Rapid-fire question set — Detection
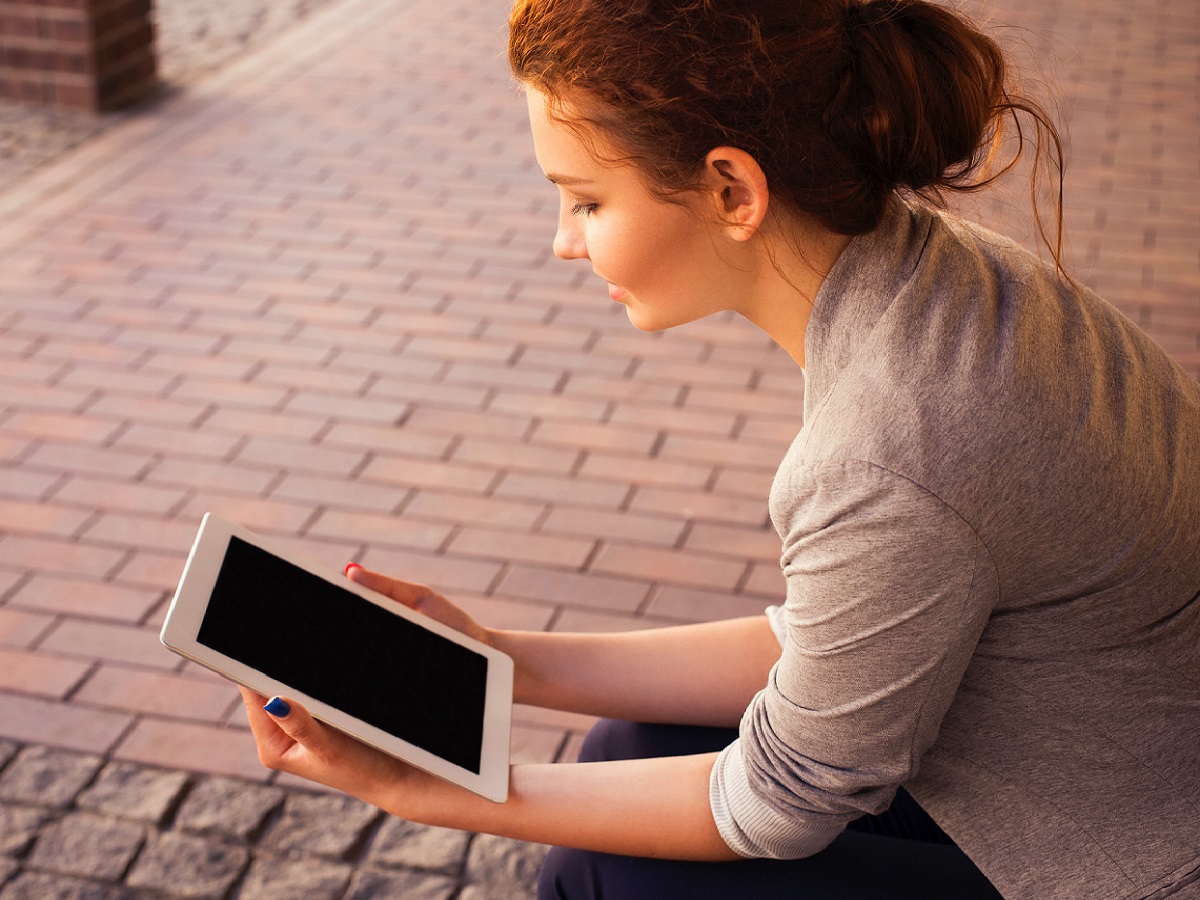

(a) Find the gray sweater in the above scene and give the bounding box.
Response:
[709,198,1200,899]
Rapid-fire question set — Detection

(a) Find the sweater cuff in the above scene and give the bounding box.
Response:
[709,738,845,860]
[764,605,787,647]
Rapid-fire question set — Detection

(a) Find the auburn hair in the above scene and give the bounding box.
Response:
[509,0,1064,265]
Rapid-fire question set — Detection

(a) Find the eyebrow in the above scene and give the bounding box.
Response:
[545,173,594,186]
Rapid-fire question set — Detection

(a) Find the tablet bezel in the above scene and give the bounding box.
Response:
[160,512,513,803]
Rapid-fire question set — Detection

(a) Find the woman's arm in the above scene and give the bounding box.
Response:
[235,566,781,859]
[241,688,741,861]
[494,618,782,727]
[347,566,782,728]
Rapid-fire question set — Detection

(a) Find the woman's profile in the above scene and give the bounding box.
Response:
[238,1,1200,897]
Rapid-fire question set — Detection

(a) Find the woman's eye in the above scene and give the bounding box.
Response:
[571,202,599,217]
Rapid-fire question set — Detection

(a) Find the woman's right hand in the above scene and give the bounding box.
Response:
[344,564,493,648]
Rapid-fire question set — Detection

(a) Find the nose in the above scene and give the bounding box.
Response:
[552,204,588,261]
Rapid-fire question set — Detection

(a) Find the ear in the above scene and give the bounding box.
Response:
[703,147,769,241]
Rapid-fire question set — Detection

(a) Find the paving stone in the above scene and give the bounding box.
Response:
[345,868,457,900]
[25,812,145,882]
[0,105,104,197]
[0,0,342,195]
[260,791,380,859]
[369,817,471,874]
[464,834,550,894]
[124,831,249,898]
[459,882,537,900]
[0,804,48,856]
[155,0,343,86]
[0,870,109,900]
[75,762,190,825]
[175,774,285,839]
[0,746,103,808]
[238,855,353,900]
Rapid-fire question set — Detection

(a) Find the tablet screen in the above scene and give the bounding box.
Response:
[197,537,488,773]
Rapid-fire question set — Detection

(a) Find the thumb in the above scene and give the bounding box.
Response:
[261,696,328,758]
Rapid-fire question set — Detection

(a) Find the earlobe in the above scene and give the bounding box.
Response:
[705,148,769,241]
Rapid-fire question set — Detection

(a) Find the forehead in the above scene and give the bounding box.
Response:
[525,89,623,178]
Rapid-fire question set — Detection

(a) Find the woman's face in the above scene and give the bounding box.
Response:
[526,89,744,332]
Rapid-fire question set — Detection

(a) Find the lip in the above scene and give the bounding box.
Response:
[607,283,628,302]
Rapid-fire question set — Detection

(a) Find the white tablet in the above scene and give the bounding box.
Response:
[160,513,513,802]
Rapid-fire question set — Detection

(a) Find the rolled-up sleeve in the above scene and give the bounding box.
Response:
[710,461,997,859]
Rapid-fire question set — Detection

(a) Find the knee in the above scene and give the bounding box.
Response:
[576,719,737,763]
[575,718,642,763]
[538,846,598,900]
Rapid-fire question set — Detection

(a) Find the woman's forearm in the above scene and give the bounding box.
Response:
[242,687,741,862]
[377,752,740,861]
[491,615,782,727]
[342,566,781,728]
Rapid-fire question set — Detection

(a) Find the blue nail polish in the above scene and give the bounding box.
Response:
[263,696,290,717]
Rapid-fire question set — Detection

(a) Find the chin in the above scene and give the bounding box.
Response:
[625,303,714,334]
[624,307,673,333]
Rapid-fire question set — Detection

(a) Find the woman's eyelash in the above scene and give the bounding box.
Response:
[571,202,599,217]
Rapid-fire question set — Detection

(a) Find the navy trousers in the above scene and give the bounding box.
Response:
[538,720,1002,900]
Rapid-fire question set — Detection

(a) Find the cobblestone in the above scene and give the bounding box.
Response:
[75,761,190,824]
[0,806,45,857]
[464,834,551,891]
[0,741,542,899]
[173,775,285,840]
[347,867,457,900]
[0,747,103,809]
[0,870,109,900]
[261,792,381,859]
[369,817,472,874]
[124,831,249,897]
[25,811,146,881]
[239,855,354,900]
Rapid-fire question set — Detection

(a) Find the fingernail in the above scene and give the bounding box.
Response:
[263,696,291,717]
[343,562,362,576]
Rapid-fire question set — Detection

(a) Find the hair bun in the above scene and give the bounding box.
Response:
[829,0,1006,194]
[840,0,898,32]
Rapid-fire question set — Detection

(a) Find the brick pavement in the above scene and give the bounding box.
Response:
[0,0,343,194]
[0,0,1196,895]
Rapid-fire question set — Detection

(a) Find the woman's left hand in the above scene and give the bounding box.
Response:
[239,686,739,861]
[238,686,417,806]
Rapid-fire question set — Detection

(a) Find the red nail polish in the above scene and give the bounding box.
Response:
[344,562,362,576]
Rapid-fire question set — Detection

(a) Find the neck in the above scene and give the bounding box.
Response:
[735,220,851,368]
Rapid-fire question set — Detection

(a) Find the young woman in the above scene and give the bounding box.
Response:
[239,0,1200,897]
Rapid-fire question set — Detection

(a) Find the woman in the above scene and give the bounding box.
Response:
[240,0,1200,897]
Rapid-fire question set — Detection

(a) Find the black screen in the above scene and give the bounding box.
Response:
[197,537,487,773]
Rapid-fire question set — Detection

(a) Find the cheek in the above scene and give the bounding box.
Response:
[603,215,697,287]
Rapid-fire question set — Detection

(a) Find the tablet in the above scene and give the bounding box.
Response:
[160,513,513,802]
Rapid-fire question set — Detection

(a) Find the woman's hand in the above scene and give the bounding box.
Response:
[239,686,422,806]
[240,686,734,860]
[344,564,492,647]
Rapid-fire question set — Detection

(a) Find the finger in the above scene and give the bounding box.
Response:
[343,564,489,644]
[240,685,268,707]
[344,563,432,609]
[260,695,329,759]
[239,686,296,764]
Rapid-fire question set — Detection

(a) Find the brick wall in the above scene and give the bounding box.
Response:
[0,0,157,113]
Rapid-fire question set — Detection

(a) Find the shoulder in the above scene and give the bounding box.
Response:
[769,457,983,564]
